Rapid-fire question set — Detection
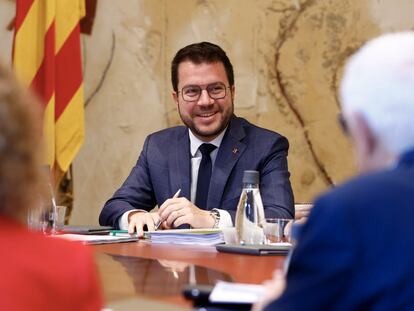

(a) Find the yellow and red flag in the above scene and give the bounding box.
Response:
[13,0,85,173]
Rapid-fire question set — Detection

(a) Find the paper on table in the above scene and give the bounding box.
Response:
[53,233,138,245]
[209,281,265,304]
[144,228,224,246]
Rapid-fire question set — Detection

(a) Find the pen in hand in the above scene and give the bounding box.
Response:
[154,189,181,230]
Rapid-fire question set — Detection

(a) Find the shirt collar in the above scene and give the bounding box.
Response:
[189,127,227,157]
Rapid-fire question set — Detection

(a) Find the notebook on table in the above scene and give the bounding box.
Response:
[216,243,291,256]
[62,225,113,235]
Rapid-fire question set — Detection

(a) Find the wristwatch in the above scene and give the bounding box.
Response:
[209,208,220,228]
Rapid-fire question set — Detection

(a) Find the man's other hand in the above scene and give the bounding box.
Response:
[127,211,159,237]
[294,203,313,224]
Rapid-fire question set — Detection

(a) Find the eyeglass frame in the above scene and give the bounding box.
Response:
[177,82,232,102]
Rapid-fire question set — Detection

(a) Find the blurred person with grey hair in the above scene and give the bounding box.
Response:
[0,63,102,310]
[254,31,414,310]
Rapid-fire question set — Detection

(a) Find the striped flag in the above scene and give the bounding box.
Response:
[13,0,85,173]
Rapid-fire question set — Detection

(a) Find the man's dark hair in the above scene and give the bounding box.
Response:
[171,42,234,92]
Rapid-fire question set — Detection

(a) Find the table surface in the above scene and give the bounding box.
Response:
[93,241,286,308]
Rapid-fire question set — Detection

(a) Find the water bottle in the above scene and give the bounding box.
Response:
[235,170,266,244]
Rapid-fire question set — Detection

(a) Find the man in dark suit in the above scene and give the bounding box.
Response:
[99,42,294,236]
[254,32,414,310]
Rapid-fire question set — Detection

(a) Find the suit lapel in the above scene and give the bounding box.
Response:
[169,128,191,200]
[207,116,246,210]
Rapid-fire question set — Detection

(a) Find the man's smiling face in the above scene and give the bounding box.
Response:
[172,61,234,142]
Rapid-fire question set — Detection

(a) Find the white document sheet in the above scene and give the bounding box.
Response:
[209,281,265,304]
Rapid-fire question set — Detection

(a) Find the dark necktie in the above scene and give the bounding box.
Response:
[195,143,217,210]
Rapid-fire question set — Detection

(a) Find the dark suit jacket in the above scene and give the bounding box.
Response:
[99,115,294,228]
[266,149,414,310]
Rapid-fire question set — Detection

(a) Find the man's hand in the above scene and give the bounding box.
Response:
[252,270,286,311]
[294,203,313,224]
[158,197,215,228]
[128,211,159,237]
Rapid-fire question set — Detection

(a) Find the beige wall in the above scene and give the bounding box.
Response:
[1,0,414,225]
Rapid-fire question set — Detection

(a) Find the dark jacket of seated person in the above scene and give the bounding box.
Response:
[267,150,414,310]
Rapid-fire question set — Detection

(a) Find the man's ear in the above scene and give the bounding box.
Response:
[349,112,380,172]
[172,91,179,107]
[231,85,235,101]
[353,113,377,156]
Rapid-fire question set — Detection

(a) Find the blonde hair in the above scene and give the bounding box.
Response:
[0,63,44,221]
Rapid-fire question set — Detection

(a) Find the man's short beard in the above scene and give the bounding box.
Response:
[178,102,233,140]
[189,118,229,138]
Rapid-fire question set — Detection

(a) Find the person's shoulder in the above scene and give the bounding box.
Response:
[147,125,187,140]
[328,168,401,196]
[233,116,287,140]
[141,126,188,149]
[315,168,408,215]
[0,230,101,311]
[28,231,93,261]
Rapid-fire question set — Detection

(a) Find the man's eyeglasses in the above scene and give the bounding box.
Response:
[178,82,230,102]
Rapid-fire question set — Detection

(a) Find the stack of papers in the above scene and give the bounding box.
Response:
[53,233,138,245]
[144,228,224,246]
[209,281,265,304]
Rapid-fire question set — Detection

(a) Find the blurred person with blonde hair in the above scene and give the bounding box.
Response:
[0,63,102,310]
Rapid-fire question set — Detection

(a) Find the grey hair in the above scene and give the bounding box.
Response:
[340,32,414,155]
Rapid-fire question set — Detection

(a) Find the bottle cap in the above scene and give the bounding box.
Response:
[242,170,259,184]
